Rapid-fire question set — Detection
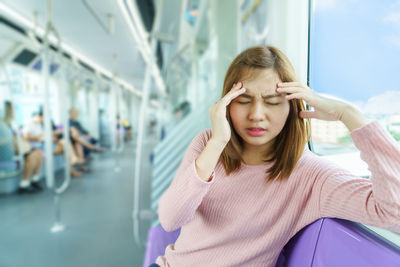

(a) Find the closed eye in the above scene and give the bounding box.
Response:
[237,101,281,105]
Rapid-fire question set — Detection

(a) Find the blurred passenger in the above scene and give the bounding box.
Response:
[148,117,157,136]
[177,101,191,118]
[23,111,44,150]
[116,114,122,146]
[69,107,103,156]
[4,102,43,193]
[123,118,132,141]
[51,121,65,156]
[51,122,84,177]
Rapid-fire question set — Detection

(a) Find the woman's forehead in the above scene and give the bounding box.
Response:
[241,70,281,95]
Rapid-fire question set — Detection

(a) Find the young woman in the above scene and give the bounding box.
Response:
[155,46,400,266]
[3,101,44,193]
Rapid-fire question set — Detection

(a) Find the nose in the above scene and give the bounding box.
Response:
[247,101,265,122]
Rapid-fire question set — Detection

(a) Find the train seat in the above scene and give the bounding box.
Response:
[143,227,181,266]
[143,218,400,266]
[0,121,22,194]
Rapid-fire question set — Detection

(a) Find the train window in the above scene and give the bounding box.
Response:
[310,0,400,243]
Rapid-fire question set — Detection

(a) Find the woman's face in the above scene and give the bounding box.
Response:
[229,68,290,154]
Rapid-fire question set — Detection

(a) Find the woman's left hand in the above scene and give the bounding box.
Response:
[276,82,348,121]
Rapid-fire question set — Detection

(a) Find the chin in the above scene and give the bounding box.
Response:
[241,135,273,146]
[247,139,271,146]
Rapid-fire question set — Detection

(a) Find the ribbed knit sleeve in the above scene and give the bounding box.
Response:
[316,121,400,232]
[158,130,216,232]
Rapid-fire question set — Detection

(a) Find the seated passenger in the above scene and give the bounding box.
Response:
[23,111,44,151]
[69,107,103,157]
[156,46,400,266]
[116,114,122,146]
[51,121,84,177]
[123,118,132,142]
[3,102,43,193]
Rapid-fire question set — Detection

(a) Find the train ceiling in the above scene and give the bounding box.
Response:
[0,0,184,94]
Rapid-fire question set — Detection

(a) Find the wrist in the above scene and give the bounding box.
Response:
[340,105,369,132]
[208,138,228,152]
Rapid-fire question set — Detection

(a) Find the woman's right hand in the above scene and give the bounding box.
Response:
[209,82,246,146]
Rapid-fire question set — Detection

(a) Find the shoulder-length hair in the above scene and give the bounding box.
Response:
[220,45,310,181]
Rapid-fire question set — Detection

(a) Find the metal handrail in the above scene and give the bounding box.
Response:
[82,0,114,35]
[132,0,165,247]
[42,0,71,232]
[42,12,71,195]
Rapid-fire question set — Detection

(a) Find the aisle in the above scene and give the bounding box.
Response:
[0,142,155,267]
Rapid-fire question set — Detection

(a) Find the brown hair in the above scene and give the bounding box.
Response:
[220,45,310,181]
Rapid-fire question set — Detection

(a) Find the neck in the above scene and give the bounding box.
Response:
[242,138,275,161]
[241,148,273,165]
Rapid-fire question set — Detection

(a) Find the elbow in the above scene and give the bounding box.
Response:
[159,217,177,232]
[158,203,180,232]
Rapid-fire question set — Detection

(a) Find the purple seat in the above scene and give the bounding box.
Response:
[311,219,400,266]
[0,161,19,169]
[143,227,180,266]
[143,218,400,266]
[276,219,324,266]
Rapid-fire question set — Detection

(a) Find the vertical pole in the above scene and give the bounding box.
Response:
[133,61,151,246]
[109,84,117,152]
[42,35,55,190]
[119,88,125,151]
[133,0,165,247]
[211,0,239,92]
[60,64,71,185]
[114,85,121,173]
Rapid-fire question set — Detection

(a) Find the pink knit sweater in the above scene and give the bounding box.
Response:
[156,121,400,267]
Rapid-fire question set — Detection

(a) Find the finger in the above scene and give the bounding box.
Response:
[228,81,243,92]
[222,87,246,104]
[277,86,309,95]
[277,82,303,87]
[285,92,309,101]
[219,81,245,104]
[233,81,243,89]
[299,110,317,119]
[221,82,243,100]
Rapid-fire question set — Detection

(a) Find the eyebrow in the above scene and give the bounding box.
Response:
[239,93,283,99]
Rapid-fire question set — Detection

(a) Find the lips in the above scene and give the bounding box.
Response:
[247,127,265,131]
[246,127,266,136]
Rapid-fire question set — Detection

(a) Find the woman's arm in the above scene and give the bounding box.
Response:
[339,104,369,132]
[315,122,400,232]
[277,82,400,231]
[195,138,225,182]
[158,130,217,232]
[158,82,246,232]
